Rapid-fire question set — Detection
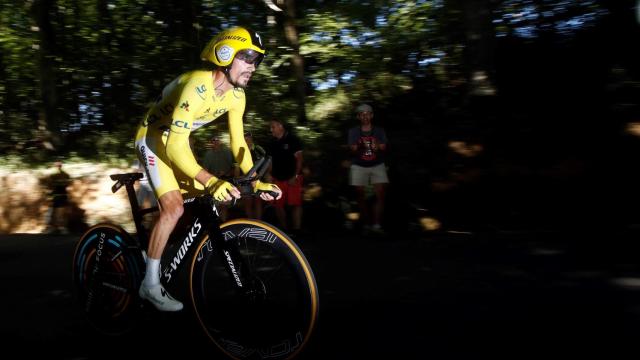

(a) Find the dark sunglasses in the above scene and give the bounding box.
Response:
[235,49,264,67]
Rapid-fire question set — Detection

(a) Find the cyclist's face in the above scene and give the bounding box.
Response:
[228,54,258,88]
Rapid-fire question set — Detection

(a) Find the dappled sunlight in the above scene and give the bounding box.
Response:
[419,216,441,231]
[448,140,484,158]
[346,212,360,222]
[303,182,323,201]
[65,163,138,233]
[0,168,48,233]
[1,163,137,234]
[610,277,640,290]
[625,122,640,137]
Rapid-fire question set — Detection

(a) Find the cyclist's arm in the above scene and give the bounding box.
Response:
[228,93,254,175]
[165,80,205,180]
[195,169,215,189]
[226,91,277,199]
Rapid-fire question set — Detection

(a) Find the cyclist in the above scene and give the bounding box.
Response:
[134,27,282,311]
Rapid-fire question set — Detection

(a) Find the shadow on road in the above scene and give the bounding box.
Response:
[2,225,640,359]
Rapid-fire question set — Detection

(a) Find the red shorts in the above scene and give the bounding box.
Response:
[273,176,303,208]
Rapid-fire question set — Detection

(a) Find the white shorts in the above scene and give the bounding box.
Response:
[135,132,202,198]
[349,163,389,186]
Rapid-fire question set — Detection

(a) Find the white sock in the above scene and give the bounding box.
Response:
[143,258,161,287]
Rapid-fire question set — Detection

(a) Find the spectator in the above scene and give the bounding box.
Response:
[245,131,266,161]
[202,135,235,179]
[242,131,266,219]
[268,119,304,236]
[348,103,389,234]
[43,161,72,234]
[202,135,236,221]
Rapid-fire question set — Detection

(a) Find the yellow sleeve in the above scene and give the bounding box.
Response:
[228,89,254,174]
[165,75,205,179]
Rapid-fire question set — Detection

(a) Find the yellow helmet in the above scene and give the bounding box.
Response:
[200,27,266,67]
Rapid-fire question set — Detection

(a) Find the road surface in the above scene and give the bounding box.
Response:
[1,226,639,359]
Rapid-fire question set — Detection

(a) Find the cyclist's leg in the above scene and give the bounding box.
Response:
[138,190,184,311]
[146,191,182,259]
[135,137,184,311]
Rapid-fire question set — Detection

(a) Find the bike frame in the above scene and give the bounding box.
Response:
[79,161,319,358]
[110,173,248,290]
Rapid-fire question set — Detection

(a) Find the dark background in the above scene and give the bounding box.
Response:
[3,0,638,235]
[1,2,640,357]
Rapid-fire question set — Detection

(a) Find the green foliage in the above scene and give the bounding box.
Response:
[0,1,38,147]
[0,0,613,170]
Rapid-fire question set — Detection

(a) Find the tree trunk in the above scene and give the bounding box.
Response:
[283,0,307,124]
[31,0,61,149]
[460,0,496,97]
[0,50,9,149]
[96,0,114,130]
[175,0,198,67]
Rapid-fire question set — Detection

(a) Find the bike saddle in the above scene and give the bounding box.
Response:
[110,173,144,193]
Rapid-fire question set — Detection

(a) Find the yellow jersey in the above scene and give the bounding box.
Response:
[135,70,253,180]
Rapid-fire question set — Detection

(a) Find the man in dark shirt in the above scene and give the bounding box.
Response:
[268,119,304,235]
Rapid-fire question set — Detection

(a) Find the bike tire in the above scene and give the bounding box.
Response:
[72,223,146,335]
[190,219,319,360]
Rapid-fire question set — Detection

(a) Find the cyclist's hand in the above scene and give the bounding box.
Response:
[253,180,282,201]
[205,177,240,202]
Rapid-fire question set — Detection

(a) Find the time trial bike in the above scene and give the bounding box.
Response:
[71,156,319,360]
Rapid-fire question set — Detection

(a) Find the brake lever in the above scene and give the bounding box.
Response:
[228,156,275,199]
[256,189,280,198]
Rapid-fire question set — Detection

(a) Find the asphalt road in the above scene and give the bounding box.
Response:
[2,226,640,359]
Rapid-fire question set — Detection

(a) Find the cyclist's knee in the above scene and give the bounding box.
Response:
[157,190,185,223]
[169,204,184,221]
[160,203,184,224]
